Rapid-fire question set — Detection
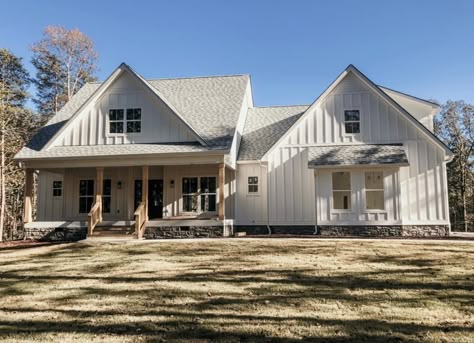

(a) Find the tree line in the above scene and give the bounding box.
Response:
[0,25,472,240]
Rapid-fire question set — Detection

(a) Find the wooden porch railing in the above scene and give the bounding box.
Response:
[87,195,102,236]
[134,202,147,239]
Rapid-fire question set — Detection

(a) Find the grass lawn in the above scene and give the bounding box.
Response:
[0,238,472,342]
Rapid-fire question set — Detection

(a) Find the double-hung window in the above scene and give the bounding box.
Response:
[102,179,112,213]
[200,177,216,212]
[109,108,141,134]
[53,181,62,197]
[182,177,198,212]
[365,171,385,210]
[109,109,124,133]
[344,110,360,134]
[332,172,351,210]
[79,180,94,213]
[248,176,259,194]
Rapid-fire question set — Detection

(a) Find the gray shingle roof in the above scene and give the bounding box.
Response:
[238,105,309,160]
[16,143,224,160]
[307,144,409,168]
[17,74,249,160]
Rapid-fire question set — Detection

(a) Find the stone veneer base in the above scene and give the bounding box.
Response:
[144,225,233,239]
[24,227,87,241]
[236,225,449,237]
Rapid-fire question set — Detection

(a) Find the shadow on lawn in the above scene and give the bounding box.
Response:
[0,241,472,341]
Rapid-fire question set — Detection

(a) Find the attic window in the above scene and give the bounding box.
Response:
[109,109,124,133]
[126,108,141,133]
[344,110,360,134]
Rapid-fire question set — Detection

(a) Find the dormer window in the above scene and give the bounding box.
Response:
[344,110,360,134]
[108,108,141,134]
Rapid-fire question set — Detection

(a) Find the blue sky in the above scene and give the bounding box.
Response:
[1,0,473,108]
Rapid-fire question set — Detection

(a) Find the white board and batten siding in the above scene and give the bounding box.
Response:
[258,71,449,226]
[235,163,268,225]
[52,72,197,147]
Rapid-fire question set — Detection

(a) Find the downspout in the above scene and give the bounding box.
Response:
[314,170,318,235]
[260,161,271,235]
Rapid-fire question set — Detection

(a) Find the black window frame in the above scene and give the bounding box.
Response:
[248,176,259,194]
[52,181,62,197]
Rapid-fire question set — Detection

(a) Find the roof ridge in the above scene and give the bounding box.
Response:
[253,104,310,109]
[87,74,250,84]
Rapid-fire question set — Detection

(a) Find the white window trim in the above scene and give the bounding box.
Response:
[331,171,353,212]
[364,171,386,212]
[247,176,260,196]
[106,107,142,137]
[343,109,361,136]
[181,175,218,215]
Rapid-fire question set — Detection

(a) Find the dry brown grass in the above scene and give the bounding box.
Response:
[0,238,472,342]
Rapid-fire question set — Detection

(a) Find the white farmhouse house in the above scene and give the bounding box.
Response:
[14,64,453,240]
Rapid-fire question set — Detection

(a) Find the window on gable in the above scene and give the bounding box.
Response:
[332,172,351,210]
[365,171,385,210]
[126,108,141,133]
[248,176,259,193]
[344,110,360,134]
[53,181,62,197]
[109,109,124,133]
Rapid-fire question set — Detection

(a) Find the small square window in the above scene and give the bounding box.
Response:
[248,176,259,193]
[53,181,62,197]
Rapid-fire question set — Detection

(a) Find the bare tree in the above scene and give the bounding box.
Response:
[435,100,474,232]
[31,26,98,120]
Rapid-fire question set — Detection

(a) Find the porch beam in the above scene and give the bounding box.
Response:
[95,167,104,221]
[218,163,225,220]
[142,166,149,221]
[23,168,34,223]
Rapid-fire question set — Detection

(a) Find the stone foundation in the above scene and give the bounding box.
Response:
[319,225,449,237]
[235,226,316,235]
[144,225,231,239]
[24,227,87,241]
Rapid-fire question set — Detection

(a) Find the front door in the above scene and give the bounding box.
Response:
[134,179,163,219]
[148,179,163,219]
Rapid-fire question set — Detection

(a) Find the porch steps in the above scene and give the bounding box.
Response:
[88,226,137,240]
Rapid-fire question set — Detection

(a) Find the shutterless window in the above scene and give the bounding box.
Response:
[102,179,111,213]
[200,177,217,212]
[53,181,62,197]
[109,109,124,133]
[126,108,141,133]
[344,110,360,134]
[248,176,258,193]
[365,171,385,210]
[182,177,198,212]
[332,172,351,210]
[79,180,94,213]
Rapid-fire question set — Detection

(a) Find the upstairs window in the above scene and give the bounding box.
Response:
[365,171,385,210]
[248,176,259,194]
[126,108,141,133]
[332,172,351,210]
[344,110,360,134]
[109,109,124,133]
[109,108,141,134]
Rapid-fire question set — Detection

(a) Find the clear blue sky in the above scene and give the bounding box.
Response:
[1,0,473,107]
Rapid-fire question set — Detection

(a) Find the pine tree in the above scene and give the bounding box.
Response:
[0,48,37,241]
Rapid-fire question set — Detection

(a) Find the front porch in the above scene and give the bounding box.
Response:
[23,162,235,240]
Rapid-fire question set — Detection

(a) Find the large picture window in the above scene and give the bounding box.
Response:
[79,180,94,213]
[332,172,351,210]
[344,110,360,134]
[365,171,385,210]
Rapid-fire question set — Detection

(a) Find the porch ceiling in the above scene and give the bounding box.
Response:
[307,144,409,169]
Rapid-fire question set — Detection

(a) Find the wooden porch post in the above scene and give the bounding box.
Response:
[218,163,225,220]
[23,168,34,223]
[142,166,149,221]
[96,167,104,221]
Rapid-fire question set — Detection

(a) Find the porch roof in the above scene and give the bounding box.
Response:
[307,144,409,169]
[16,143,227,160]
